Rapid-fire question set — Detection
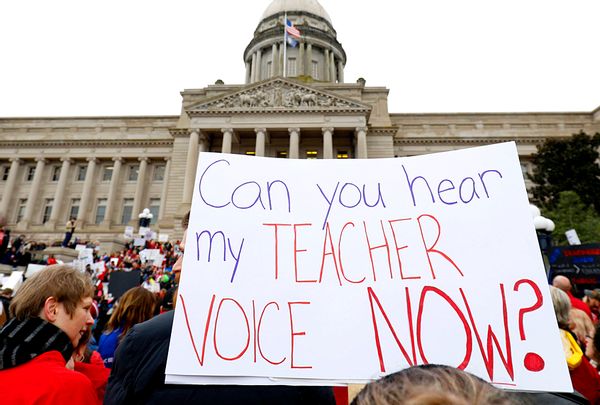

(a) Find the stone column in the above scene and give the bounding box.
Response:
[255,128,267,157]
[324,49,330,81]
[271,44,278,77]
[330,52,336,82]
[182,130,200,205]
[245,61,251,84]
[337,60,344,83]
[256,49,262,81]
[0,158,21,220]
[77,157,97,227]
[356,127,368,159]
[251,53,257,83]
[101,157,123,227]
[47,158,72,228]
[306,43,313,78]
[288,128,300,159]
[222,128,234,154]
[322,127,334,159]
[19,157,46,228]
[131,157,149,223]
[298,43,305,76]
[158,157,171,221]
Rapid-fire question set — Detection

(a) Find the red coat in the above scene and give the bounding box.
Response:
[0,351,97,404]
[75,351,110,404]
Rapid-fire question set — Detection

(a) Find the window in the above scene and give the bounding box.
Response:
[148,198,160,225]
[76,165,87,181]
[26,166,36,181]
[51,166,61,181]
[16,199,27,222]
[312,61,318,79]
[103,165,113,182]
[2,166,10,181]
[128,164,139,181]
[69,198,80,220]
[121,198,134,225]
[336,151,349,159]
[277,151,288,158]
[95,198,107,224]
[42,199,53,223]
[306,150,318,159]
[287,58,297,76]
[153,164,165,181]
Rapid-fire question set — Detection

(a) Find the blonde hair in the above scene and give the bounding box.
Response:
[549,285,571,328]
[352,365,519,405]
[105,287,156,339]
[10,264,94,320]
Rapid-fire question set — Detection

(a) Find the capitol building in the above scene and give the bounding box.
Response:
[1,0,599,244]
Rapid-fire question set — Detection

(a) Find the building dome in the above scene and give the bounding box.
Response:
[244,0,346,84]
[261,0,332,24]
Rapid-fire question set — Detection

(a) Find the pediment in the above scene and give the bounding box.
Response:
[186,78,371,115]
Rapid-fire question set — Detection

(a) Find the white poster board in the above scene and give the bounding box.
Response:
[158,233,169,243]
[25,263,47,278]
[165,143,571,392]
[124,226,134,239]
[1,271,24,292]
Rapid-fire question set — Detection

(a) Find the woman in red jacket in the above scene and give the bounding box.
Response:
[0,265,97,404]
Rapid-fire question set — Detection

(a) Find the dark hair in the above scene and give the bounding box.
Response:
[182,211,190,229]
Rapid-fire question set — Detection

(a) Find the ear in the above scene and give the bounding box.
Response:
[42,296,59,322]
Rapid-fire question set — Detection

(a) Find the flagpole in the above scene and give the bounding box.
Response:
[283,12,287,78]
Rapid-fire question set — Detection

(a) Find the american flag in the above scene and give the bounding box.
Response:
[285,18,301,39]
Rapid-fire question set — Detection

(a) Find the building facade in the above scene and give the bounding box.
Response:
[1,0,599,244]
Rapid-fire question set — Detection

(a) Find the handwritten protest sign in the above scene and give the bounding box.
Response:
[166,142,570,391]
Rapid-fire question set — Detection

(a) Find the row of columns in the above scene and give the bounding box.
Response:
[247,41,343,83]
[0,156,171,229]
[182,127,368,205]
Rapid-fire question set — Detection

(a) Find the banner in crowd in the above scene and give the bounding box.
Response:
[548,243,600,291]
[166,142,570,391]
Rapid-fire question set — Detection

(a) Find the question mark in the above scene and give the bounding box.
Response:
[514,279,544,372]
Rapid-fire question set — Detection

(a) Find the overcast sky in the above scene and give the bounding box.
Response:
[1,0,598,117]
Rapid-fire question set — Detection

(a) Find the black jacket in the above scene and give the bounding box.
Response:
[104,310,336,405]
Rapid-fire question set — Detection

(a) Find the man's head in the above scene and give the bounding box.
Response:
[10,264,95,347]
[552,275,572,293]
[585,289,600,314]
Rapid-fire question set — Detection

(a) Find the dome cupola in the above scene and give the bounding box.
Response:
[244,0,346,84]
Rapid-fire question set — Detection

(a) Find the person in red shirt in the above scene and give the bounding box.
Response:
[0,264,97,404]
[46,254,57,265]
[553,275,593,321]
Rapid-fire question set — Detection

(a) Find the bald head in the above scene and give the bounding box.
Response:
[552,275,572,292]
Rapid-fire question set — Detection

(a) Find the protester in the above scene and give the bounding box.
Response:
[351,364,519,405]
[98,286,156,368]
[104,212,337,405]
[550,285,600,403]
[0,264,96,403]
[69,328,110,404]
[584,289,600,324]
[46,253,57,265]
[63,216,76,247]
[553,275,593,321]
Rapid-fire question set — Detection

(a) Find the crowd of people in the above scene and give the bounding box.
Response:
[2,213,600,404]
